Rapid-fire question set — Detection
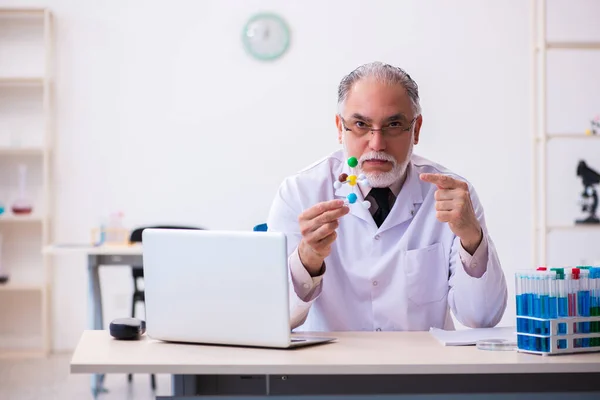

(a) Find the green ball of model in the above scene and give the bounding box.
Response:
[347,157,358,168]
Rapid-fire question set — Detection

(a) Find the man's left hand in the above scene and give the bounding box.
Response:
[419,173,483,254]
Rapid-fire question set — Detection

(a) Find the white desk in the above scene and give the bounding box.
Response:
[44,244,143,394]
[45,243,143,329]
[71,330,600,399]
[45,243,143,327]
[44,244,143,256]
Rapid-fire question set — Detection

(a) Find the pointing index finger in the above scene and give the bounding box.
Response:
[419,173,465,189]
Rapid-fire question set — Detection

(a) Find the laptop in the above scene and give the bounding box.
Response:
[141,228,335,349]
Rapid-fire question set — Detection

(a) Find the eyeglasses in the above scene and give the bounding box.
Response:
[340,115,417,139]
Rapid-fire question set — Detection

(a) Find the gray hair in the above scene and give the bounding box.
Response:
[337,61,421,115]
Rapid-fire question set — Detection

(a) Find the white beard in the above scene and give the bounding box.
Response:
[358,141,413,188]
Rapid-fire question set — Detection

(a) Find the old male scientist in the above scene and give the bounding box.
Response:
[266,61,507,332]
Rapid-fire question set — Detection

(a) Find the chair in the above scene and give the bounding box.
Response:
[253,223,268,232]
[127,224,204,390]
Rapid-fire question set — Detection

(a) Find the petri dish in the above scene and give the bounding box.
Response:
[476,338,517,351]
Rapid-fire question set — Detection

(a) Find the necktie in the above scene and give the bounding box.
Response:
[370,187,392,227]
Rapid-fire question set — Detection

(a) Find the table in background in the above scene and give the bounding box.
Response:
[70,330,600,399]
[44,244,143,395]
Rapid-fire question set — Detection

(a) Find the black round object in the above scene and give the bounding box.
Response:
[0,275,9,284]
[109,317,146,340]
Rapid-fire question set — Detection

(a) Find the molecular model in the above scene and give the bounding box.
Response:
[333,156,372,209]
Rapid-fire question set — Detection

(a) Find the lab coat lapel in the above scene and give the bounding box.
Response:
[377,162,424,234]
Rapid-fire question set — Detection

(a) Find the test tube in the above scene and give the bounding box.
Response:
[533,271,541,334]
[537,271,548,349]
[543,271,553,335]
[566,271,574,318]
[566,270,573,337]
[548,270,558,319]
[590,267,600,346]
[541,271,550,319]
[536,267,547,322]
[591,267,600,347]
[515,271,520,333]
[580,269,590,348]
[531,271,542,351]
[520,272,527,335]
[572,268,580,336]
[552,268,567,338]
[527,272,535,336]
[515,271,523,349]
[522,272,532,349]
[596,267,600,347]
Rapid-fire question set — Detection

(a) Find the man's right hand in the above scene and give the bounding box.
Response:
[298,199,349,276]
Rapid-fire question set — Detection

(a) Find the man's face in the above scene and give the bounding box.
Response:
[336,77,422,187]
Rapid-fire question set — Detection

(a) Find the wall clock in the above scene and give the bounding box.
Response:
[242,13,290,61]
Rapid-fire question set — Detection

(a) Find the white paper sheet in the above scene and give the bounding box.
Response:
[429,326,516,346]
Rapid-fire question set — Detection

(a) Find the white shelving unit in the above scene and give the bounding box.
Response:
[532,0,600,267]
[0,8,54,358]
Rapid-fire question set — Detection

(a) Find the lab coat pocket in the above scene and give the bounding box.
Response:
[404,242,448,305]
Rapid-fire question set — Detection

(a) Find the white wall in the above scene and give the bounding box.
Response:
[1,0,599,351]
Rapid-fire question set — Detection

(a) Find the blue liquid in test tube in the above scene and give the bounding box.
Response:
[543,270,559,352]
[520,271,532,350]
[539,271,552,351]
[529,272,536,334]
[592,268,600,347]
[548,271,558,319]
[533,273,541,334]
[527,272,536,350]
[540,271,551,336]
[552,268,567,350]
[515,272,523,328]
[515,271,523,349]
[532,271,543,351]
[579,269,590,347]
[591,268,600,347]
[570,269,580,347]
[555,268,568,320]
[520,272,532,350]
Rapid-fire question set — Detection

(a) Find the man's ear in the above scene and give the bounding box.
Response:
[413,115,423,145]
[335,114,343,144]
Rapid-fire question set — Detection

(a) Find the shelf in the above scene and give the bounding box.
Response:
[545,134,600,140]
[545,224,600,232]
[0,8,46,16]
[0,282,44,292]
[0,333,46,359]
[0,215,44,223]
[546,42,600,50]
[0,349,46,359]
[0,77,45,86]
[0,5,52,358]
[0,147,45,155]
[535,134,600,142]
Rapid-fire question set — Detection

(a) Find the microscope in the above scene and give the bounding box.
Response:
[585,116,599,136]
[576,160,600,224]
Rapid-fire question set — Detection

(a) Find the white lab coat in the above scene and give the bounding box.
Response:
[266,149,507,332]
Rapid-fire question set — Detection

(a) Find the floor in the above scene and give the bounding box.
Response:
[0,352,172,400]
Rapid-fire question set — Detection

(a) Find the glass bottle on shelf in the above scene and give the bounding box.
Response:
[11,164,33,215]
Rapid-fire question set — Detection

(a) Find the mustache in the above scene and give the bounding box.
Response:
[358,152,397,167]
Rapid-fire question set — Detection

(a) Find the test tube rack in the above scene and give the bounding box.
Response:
[90,227,130,246]
[515,266,600,356]
[516,315,600,355]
